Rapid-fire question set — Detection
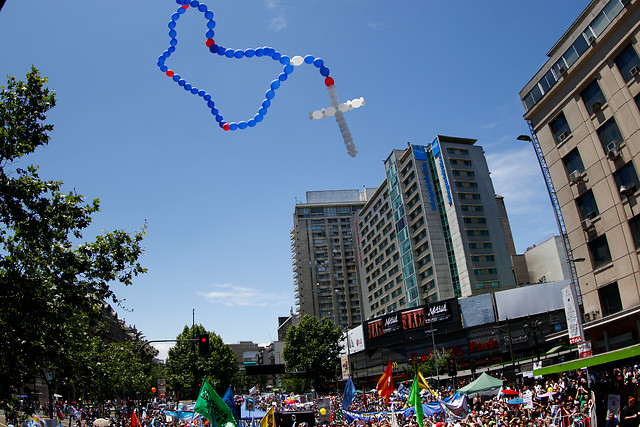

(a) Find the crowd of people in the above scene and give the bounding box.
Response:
[6,363,640,427]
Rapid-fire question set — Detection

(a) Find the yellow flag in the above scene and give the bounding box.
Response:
[417,371,438,399]
[260,406,275,427]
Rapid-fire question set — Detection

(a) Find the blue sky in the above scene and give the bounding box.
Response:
[0,1,589,359]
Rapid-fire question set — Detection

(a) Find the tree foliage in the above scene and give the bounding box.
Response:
[165,324,237,399]
[282,315,342,394]
[0,68,147,410]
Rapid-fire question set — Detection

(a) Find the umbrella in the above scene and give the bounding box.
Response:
[53,394,63,398]
[538,391,558,399]
[93,419,111,427]
[502,390,519,396]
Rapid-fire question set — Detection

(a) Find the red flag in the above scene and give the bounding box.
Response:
[56,410,65,420]
[132,411,141,427]
[376,361,393,405]
[362,385,367,406]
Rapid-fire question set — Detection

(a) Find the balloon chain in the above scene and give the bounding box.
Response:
[157,0,335,131]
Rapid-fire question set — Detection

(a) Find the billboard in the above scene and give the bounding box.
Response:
[459,293,496,327]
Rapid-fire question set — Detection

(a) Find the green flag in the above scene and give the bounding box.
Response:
[407,374,424,426]
[194,378,237,427]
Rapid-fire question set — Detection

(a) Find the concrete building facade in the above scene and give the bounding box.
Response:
[358,138,516,319]
[520,0,640,352]
[291,189,374,328]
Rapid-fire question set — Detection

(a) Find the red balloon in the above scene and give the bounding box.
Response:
[206,39,215,48]
[182,5,189,9]
[151,387,157,393]
[223,123,230,131]
[166,70,174,77]
[204,421,210,426]
[324,77,335,87]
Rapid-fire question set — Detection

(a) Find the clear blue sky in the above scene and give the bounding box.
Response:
[0,0,589,359]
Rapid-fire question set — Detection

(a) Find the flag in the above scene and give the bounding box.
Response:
[407,375,424,426]
[68,407,80,419]
[249,386,257,395]
[416,372,438,399]
[132,411,142,427]
[391,408,399,427]
[260,406,275,427]
[376,361,393,405]
[222,387,235,412]
[56,410,65,420]
[194,378,237,427]
[342,377,357,410]
[362,385,367,406]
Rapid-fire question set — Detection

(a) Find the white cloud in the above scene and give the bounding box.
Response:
[198,283,290,307]
[265,0,287,32]
[153,342,174,362]
[269,16,287,32]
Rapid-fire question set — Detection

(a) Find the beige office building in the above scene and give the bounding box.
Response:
[520,0,640,352]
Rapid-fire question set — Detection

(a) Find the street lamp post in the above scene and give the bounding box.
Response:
[427,327,440,390]
[492,318,515,368]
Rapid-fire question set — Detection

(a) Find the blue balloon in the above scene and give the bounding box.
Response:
[248,119,256,127]
[225,49,234,58]
[168,46,176,53]
[217,46,226,55]
[172,74,181,82]
[259,107,268,115]
[255,48,264,57]
[245,49,255,57]
[190,1,199,7]
[278,72,288,82]
[313,58,324,68]
[170,38,178,47]
[209,44,217,53]
[215,115,224,123]
[284,64,294,74]
[238,121,248,129]
[272,52,281,61]
[184,83,192,90]
[211,107,218,115]
[207,20,216,29]
[229,122,238,131]
[168,21,176,29]
[163,50,171,58]
[207,100,215,108]
[169,29,177,38]
[254,114,264,122]
[204,94,211,101]
[198,90,206,97]
[320,65,330,76]
[264,47,274,57]
[204,10,213,19]
[178,7,186,14]
[270,80,281,90]
[304,55,315,64]
[262,99,271,108]
[160,65,168,72]
[206,29,214,39]
[171,13,180,21]
[198,4,207,12]
[234,50,244,59]
[191,88,199,94]
[265,90,275,100]
[178,79,186,86]
[279,55,290,65]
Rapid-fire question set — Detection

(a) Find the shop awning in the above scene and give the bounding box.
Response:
[533,343,640,376]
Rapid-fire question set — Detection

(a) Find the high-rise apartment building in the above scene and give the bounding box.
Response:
[358,137,516,319]
[291,189,374,328]
[520,0,640,352]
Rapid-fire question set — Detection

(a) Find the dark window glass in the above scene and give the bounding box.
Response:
[598,282,623,316]
[576,190,599,220]
[581,80,606,115]
[635,93,640,112]
[614,44,640,82]
[629,214,640,250]
[588,234,612,269]
[563,149,585,175]
[597,118,623,153]
[550,113,571,143]
[573,33,590,56]
[613,161,640,196]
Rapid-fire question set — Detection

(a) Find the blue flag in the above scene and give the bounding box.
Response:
[342,377,357,410]
[223,387,234,412]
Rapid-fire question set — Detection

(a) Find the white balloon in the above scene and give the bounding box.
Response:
[312,110,323,120]
[291,56,304,66]
[326,107,336,116]
[339,103,348,112]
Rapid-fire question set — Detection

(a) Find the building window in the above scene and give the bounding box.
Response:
[588,234,612,269]
[613,161,640,197]
[580,79,606,115]
[563,148,585,176]
[550,112,571,143]
[597,118,623,154]
[629,214,640,250]
[576,190,599,220]
[598,282,623,316]
[614,44,640,83]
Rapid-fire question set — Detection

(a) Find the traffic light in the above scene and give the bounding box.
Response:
[198,334,210,356]
[447,358,457,377]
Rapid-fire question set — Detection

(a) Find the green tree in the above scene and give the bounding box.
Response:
[404,348,452,380]
[282,315,341,394]
[0,68,147,416]
[165,324,237,398]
